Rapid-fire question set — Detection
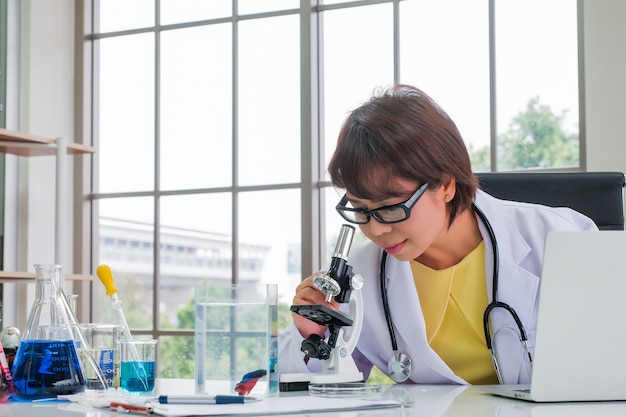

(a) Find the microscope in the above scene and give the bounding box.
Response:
[280,224,365,390]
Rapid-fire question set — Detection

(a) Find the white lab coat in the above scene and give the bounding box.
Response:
[278,190,598,384]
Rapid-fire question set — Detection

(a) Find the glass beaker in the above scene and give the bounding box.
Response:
[195,281,278,397]
[76,323,123,389]
[11,264,86,401]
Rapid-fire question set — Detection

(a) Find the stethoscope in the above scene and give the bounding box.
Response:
[381,203,530,383]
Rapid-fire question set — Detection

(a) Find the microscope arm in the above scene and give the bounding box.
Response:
[318,289,363,379]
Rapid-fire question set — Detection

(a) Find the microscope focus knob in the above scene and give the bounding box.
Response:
[313,273,341,302]
[301,334,332,360]
[350,274,364,291]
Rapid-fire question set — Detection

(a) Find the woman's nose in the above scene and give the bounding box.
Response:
[366,217,392,236]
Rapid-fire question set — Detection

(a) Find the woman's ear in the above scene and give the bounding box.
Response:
[441,175,456,201]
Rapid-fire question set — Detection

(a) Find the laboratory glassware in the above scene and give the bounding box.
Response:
[11,264,86,400]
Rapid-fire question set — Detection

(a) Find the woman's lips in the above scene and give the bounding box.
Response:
[384,241,406,255]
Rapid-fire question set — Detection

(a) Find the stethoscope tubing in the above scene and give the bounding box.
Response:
[380,250,397,351]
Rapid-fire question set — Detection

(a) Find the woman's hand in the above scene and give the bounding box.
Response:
[291,272,340,339]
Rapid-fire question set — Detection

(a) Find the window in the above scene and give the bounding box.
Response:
[494,0,579,170]
[84,0,580,378]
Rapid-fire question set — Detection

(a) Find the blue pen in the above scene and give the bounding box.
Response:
[158,395,262,404]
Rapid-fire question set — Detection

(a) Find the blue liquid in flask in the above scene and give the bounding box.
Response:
[11,339,86,401]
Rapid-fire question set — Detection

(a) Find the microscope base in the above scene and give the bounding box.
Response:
[279,372,313,392]
[310,372,364,384]
[279,371,364,392]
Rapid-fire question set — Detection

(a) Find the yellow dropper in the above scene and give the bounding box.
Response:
[97,264,118,297]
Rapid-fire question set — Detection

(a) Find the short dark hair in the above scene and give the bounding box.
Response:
[328,84,478,226]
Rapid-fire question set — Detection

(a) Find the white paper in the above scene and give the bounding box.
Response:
[148,396,401,417]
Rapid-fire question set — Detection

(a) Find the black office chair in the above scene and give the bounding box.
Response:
[475,171,626,231]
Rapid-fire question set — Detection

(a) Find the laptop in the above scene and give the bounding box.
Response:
[482,230,626,402]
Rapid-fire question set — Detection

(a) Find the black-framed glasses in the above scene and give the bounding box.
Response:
[335,183,430,224]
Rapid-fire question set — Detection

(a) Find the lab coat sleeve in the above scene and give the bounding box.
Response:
[352,347,374,380]
[278,320,324,374]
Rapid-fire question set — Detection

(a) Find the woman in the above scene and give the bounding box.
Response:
[278,84,596,385]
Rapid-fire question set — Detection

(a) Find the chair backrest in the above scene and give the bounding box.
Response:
[475,171,626,231]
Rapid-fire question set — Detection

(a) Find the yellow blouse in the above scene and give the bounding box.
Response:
[411,242,498,384]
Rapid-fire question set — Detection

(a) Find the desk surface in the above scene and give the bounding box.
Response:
[3,380,626,417]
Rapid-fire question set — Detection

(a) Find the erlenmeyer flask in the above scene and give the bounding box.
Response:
[11,264,86,401]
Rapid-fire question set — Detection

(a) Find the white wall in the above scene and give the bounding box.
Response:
[19,0,76,267]
[2,0,76,329]
[583,0,626,173]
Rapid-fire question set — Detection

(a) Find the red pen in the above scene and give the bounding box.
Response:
[109,401,153,414]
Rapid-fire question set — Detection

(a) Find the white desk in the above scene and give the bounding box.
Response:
[3,381,626,416]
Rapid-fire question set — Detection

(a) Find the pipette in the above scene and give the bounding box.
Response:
[96,264,149,390]
[96,265,134,341]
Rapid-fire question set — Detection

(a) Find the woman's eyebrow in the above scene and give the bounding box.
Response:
[346,193,400,204]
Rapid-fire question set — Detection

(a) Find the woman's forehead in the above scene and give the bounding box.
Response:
[347,177,417,200]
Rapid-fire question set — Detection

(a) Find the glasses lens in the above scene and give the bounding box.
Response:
[337,208,368,224]
[373,206,408,223]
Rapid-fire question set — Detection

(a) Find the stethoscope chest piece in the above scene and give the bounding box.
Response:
[387,352,412,383]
